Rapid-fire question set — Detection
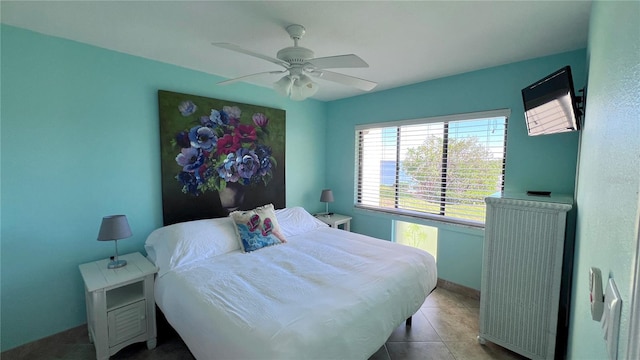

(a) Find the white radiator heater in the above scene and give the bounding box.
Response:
[479,193,572,360]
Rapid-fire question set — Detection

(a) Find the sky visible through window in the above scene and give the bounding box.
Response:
[377,117,505,185]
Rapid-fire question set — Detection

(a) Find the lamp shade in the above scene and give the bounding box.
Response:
[273,75,294,97]
[290,74,319,101]
[320,189,334,203]
[97,215,132,241]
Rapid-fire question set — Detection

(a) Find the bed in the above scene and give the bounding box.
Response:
[145,206,437,360]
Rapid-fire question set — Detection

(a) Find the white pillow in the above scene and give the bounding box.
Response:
[274,207,328,237]
[145,217,240,276]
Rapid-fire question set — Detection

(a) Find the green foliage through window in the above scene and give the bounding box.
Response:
[356,110,509,226]
[395,221,438,261]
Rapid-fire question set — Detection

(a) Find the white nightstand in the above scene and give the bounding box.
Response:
[79,252,158,360]
[317,213,352,231]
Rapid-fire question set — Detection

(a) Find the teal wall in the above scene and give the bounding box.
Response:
[0,25,327,351]
[1,23,594,352]
[568,1,640,359]
[326,49,586,290]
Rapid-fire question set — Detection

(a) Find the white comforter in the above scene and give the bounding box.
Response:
[155,227,437,360]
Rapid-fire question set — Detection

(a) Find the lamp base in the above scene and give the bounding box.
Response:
[107,259,127,269]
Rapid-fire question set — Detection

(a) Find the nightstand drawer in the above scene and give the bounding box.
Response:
[108,300,147,347]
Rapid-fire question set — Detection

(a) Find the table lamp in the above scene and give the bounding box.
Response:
[320,189,334,217]
[97,215,132,269]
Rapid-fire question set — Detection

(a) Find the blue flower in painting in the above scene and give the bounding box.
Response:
[218,152,240,183]
[254,145,273,176]
[223,106,242,126]
[200,166,216,182]
[176,171,199,194]
[193,163,212,184]
[188,126,216,151]
[235,148,260,180]
[209,109,230,126]
[178,100,197,116]
[223,106,241,121]
[175,147,205,172]
[182,166,216,195]
[200,115,215,127]
[175,131,191,149]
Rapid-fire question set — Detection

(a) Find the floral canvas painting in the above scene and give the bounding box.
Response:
[158,90,286,225]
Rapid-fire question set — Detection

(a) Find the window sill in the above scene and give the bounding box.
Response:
[354,205,485,232]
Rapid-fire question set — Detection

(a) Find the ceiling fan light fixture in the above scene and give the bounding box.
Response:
[289,74,319,101]
[274,73,318,101]
[273,75,294,97]
[297,74,318,92]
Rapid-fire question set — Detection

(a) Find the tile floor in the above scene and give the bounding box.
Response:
[1,287,527,360]
[371,287,527,360]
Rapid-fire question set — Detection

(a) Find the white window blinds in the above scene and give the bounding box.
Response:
[356,109,510,227]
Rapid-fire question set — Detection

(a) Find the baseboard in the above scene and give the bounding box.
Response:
[437,278,481,300]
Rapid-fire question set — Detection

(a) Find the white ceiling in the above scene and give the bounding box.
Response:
[1,1,592,101]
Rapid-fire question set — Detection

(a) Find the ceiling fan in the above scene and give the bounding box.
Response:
[212,24,377,101]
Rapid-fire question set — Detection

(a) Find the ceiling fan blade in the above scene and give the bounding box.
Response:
[308,54,369,69]
[313,70,377,91]
[212,43,289,68]
[217,71,286,86]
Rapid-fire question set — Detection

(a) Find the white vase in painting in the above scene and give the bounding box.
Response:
[218,182,245,212]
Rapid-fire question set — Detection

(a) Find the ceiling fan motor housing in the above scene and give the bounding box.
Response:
[277,46,314,65]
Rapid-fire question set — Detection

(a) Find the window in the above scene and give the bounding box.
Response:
[394,221,438,261]
[356,109,509,227]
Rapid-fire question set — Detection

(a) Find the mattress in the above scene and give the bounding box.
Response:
[154,227,436,360]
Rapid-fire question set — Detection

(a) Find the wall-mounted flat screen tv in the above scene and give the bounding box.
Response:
[521,66,581,136]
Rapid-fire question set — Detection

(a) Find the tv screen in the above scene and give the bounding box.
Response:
[521,66,581,136]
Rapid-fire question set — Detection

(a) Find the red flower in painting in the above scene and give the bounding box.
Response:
[216,134,241,156]
[235,124,257,143]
